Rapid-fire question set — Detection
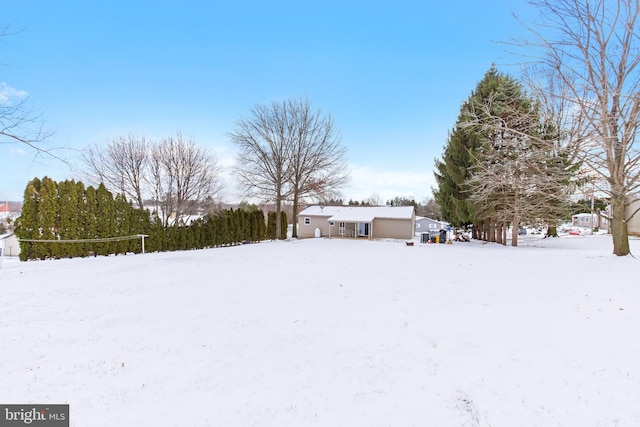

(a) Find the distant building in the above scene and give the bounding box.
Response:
[415,216,448,235]
[626,196,640,237]
[0,232,20,257]
[297,205,415,239]
[571,212,609,231]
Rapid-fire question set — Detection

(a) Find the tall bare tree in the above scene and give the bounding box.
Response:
[1,25,54,157]
[287,99,349,238]
[231,99,349,239]
[83,134,150,209]
[518,0,640,255]
[230,102,293,240]
[521,66,587,237]
[230,103,285,239]
[150,132,223,226]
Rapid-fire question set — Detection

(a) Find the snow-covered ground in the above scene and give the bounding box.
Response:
[1,234,639,426]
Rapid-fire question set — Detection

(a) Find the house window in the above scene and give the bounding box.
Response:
[304,217,311,225]
[416,223,421,229]
[429,224,437,229]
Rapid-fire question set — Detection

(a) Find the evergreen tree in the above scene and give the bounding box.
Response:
[465,69,578,245]
[15,178,41,260]
[56,180,79,257]
[434,67,578,244]
[85,185,99,256]
[74,181,89,256]
[113,194,132,254]
[95,183,116,255]
[38,177,58,258]
[267,211,276,240]
[434,126,480,229]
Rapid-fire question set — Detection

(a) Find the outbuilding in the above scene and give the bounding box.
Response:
[0,232,20,258]
[297,205,415,239]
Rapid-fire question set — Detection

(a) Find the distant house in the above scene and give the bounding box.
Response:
[571,212,609,231]
[0,204,11,220]
[297,205,415,239]
[0,232,20,257]
[415,216,448,235]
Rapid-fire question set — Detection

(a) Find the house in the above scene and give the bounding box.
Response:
[627,196,640,236]
[571,212,609,232]
[415,216,449,235]
[297,205,415,239]
[0,232,20,258]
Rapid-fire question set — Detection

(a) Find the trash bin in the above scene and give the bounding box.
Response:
[439,229,447,244]
[421,232,429,243]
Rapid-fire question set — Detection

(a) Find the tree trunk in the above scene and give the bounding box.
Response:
[503,221,508,245]
[291,193,299,238]
[546,222,558,238]
[488,219,496,242]
[275,195,282,240]
[610,193,630,256]
[512,168,520,247]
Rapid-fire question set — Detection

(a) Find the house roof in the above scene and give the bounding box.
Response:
[299,205,414,222]
[416,216,449,225]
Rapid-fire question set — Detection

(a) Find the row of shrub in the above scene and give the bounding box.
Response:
[15,177,287,261]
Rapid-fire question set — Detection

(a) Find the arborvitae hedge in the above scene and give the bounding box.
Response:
[15,177,273,260]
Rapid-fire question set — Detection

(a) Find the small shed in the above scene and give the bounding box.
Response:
[0,232,20,257]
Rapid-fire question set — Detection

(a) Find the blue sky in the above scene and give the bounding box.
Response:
[1,0,528,203]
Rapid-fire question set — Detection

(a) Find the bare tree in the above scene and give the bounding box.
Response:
[517,0,640,255]
[231,99,350,239]
[417,197,442,219]
[1,26,55,157]
[83,134,150,209]
[151,132,223,226]
[521,66,587,236]
[366,193,383,206]
[287,99,350,238]
[229,101,296,240]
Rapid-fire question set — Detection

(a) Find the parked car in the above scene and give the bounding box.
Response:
[518,228,527,235]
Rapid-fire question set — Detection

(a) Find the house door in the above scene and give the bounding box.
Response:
[358,222,370,236]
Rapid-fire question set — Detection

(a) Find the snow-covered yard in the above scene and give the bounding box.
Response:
[1,234,639,426]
